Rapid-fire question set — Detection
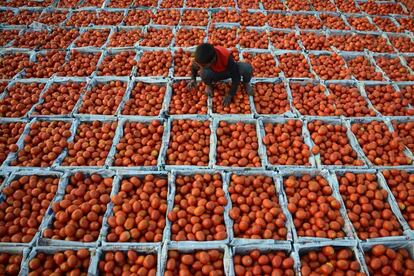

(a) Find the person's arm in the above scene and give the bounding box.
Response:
[223,55,241,106]
[191,62,199,81]
[187,62,199,90]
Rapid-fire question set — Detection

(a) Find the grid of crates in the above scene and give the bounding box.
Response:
[1,0,414,275]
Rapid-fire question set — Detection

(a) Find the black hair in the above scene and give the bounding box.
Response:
[194,43,216,64]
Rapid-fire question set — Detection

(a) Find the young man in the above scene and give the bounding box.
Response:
[187,43,253,106]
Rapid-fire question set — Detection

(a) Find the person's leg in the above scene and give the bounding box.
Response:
[238,62,253,83]
[200,68,230,96]
[201,68,230,83]
[238,62,254,95]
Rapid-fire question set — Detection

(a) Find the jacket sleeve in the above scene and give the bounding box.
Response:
[227,55,241,98]
[191,62,199,80]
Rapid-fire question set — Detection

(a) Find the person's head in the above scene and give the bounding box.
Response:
[194,43,216,68]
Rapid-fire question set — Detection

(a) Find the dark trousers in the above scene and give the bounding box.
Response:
[200,62,253,86]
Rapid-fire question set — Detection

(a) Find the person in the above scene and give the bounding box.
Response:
[186,43,253,106]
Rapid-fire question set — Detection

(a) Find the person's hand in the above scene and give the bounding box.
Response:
[205,85,213,97]
[186,80,197,90]
[223,94,233,106]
